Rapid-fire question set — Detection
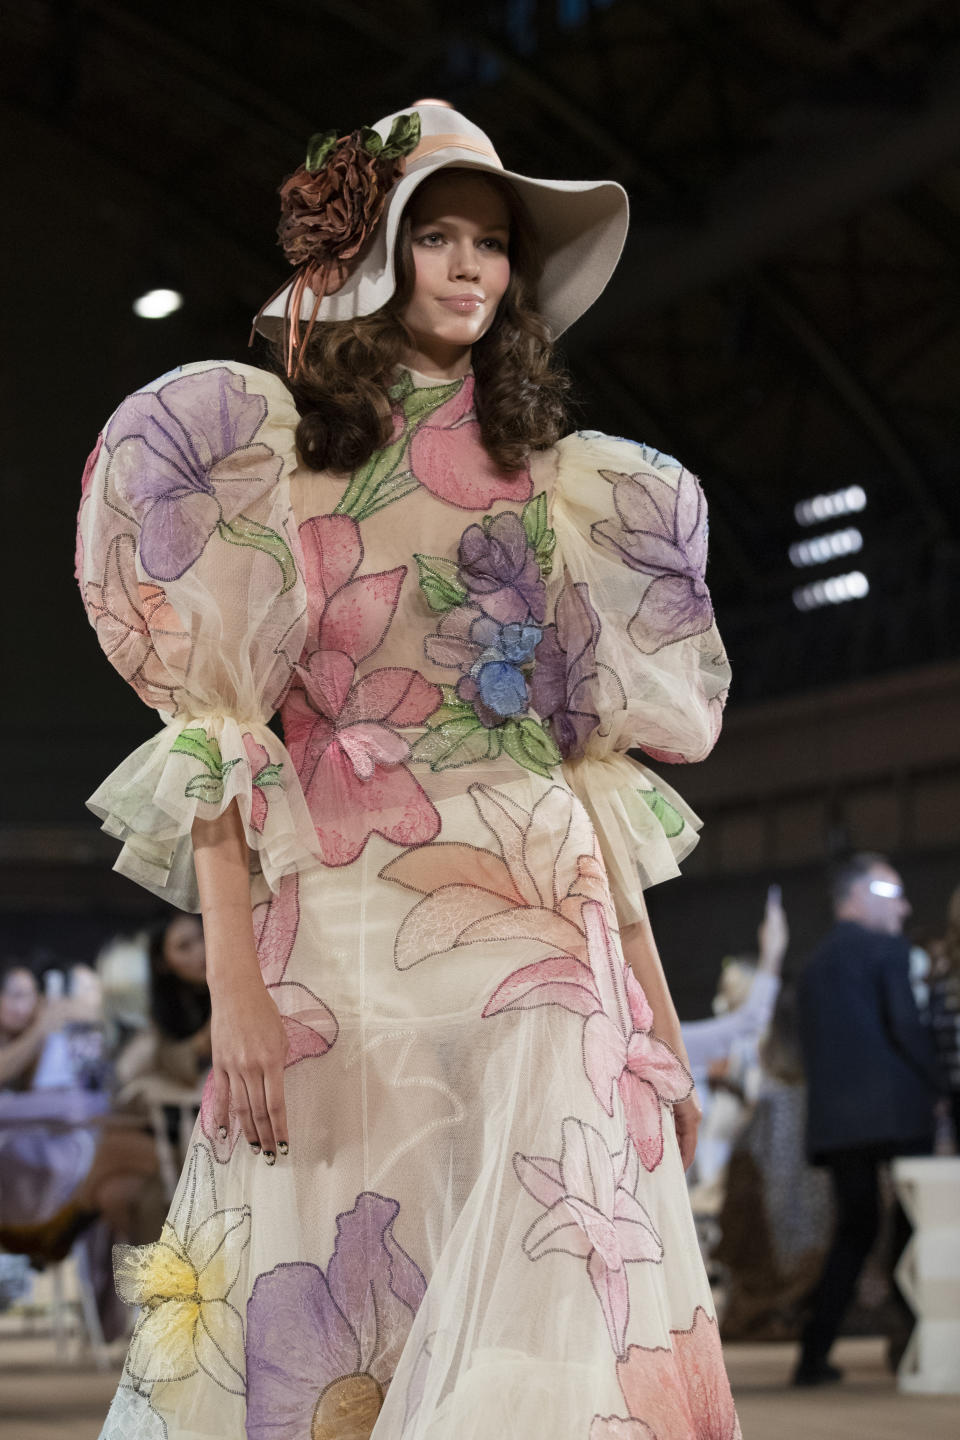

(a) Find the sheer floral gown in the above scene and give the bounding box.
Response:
[77,360,738,1440]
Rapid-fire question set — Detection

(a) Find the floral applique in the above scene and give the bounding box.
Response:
[514,1118,663,1358]
[334,370,532,521]
[170,729,242,804]
[199,875,338,1163]
[99,1384,169,1440]
[489,901,692,1171]
[82,532,190,711]
[530,580,621,759]
[103,366,297,591]
[590,452,713,655]
[245,1192,426,1440]
[590,1306,740,1440]
[380,782,614,970]
[114,1144,249,1394]
[242,733,284,833]
[280,513,442,866]
[414,496,561,777]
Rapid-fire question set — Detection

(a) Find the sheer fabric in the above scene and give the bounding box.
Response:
[79,361,739,1440]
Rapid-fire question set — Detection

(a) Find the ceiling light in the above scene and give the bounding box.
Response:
[133,288,184,319]
[793,570,869,610]
[788,527,863,568]
[794,485,867,527]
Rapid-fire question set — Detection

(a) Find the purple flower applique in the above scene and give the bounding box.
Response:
[245,1192,426,1440]
[530,581,615,758]
[457,511,547,625]
[105,366,294,587]
[591,459,713,654]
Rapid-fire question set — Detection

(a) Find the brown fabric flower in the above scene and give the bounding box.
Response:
[278,133,405,283]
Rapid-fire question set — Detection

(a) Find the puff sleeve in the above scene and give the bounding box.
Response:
[76,360,322,910]
[545,431,731,922]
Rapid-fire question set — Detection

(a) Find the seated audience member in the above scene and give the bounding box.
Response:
[115,912,211,1092]
[683,885,787,1195]
[715,984,833,1339]
[794,852,940,1386]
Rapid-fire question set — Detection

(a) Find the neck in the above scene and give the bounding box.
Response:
[401,338,473,381]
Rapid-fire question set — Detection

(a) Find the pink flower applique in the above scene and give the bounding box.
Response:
[485,900,691,1172]
[514,1117,663,1358]
[242,732,284,834]
[408,374,532,511]
[379,781,615,970]
[590,1306,741,1440]
[280,513,442,867]
[591,459,714,655]
[82,532,190,710]
[200,875,339,1161]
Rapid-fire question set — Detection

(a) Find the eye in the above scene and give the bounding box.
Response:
[479,237,507,251]
[414,230,446,246]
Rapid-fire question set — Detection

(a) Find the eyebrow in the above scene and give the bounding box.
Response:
[412,217,510,232]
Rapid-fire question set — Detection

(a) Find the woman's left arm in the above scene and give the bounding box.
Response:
[619,910,701,1171]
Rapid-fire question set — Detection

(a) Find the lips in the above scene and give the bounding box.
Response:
[438,295,484,312]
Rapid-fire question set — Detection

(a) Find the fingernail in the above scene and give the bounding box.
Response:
[263,1151,276,1166]
[277,1141,289,1156]
[249,1141,261,1154]
[218,1126,228,1140]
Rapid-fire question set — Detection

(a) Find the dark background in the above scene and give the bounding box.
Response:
[3,0,959,1009]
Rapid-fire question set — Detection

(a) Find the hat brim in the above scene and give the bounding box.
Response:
[256,147,628,342]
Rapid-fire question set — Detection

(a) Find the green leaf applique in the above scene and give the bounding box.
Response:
[500,717,562,779]
[380,111,422,159]
[172,729,241,803]
[217,514,298,594]
[252,762,284,791]
[641,787,686,838]
[415,554,468,612]
[521,492,556,577]
[305,129,339,173]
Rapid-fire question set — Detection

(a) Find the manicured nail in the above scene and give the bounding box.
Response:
[218,1126,228,1140]
[263,1151,276,1166]
[277,1141,289,1156]
[249,1141,261,1154]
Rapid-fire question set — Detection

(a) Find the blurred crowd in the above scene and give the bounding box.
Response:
[681,857,959,1385]
[0,911,211,1335]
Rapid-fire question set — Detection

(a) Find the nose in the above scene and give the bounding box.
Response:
[449,240,480,281]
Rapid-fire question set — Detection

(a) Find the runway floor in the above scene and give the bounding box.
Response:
[0,1332,957,1439]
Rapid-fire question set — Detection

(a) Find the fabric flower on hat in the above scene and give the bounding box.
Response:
[278,113,421,290]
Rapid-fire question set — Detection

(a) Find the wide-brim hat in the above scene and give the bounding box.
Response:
[254,103,629,345]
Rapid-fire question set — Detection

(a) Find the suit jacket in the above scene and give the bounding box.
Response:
[798,921,939,1161]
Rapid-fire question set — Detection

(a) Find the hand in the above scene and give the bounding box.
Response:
[673,1091,702,1171]
[757,884,788,971]
[210,971,288,1161]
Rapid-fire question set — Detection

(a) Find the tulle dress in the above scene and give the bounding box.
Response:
[76,359,737,1440]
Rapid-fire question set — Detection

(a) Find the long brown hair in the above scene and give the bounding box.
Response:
[279,170,570,474]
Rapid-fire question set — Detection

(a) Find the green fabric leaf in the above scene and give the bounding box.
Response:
[381,112,422,159]
[217,515,298,594]
[395,377,463,428]
[305,130,338,173]
[500,718,561,779]
[535,530,556,578]
[333,431,410,520]
[522,492,547,549]
[411,716,497,771]
[414,554,468,612]
[171,728,224,777]
[185,773,226,804]
[359,126,383,156]
[357,472,420,520]
[641,788,686,839]
[253,763,284,790]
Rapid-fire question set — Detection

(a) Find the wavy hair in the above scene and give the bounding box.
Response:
[278,170,570,474]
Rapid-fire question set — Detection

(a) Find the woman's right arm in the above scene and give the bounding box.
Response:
[193,800,289,1161]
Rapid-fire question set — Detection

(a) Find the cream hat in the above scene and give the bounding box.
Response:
[254,103,629,349]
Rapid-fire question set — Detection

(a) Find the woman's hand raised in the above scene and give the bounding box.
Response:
[210,967,288,1161]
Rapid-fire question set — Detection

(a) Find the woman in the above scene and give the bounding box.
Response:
[79,105,736,1440]
[115,912,212,1090]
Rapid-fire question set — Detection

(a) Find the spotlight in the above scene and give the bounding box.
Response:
[792,570,869,611]
[133,288,184,319]
[794,485,866,527]
[788,527,863,568]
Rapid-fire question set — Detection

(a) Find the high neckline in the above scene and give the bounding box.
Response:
[397,363,474,390]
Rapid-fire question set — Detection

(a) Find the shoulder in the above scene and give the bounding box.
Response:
[553,430,702,520]
[105,359,298,438]
[555,430,689,482]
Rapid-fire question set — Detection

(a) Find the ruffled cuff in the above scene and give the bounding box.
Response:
[561,751,702,926]
[87,714,322,911]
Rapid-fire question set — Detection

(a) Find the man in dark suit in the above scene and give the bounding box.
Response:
[795,852,939,1386]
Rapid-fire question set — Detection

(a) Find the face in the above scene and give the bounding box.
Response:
[399,171,512,375]
[843,863,911,936]
[162,915,207,986]
[0,968,39,1035]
